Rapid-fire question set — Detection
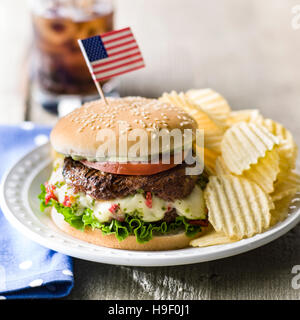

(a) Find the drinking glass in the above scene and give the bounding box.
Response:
[29,0,114,110]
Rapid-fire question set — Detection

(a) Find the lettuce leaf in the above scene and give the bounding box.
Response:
[39,185,202,244]
[54,202,85,231]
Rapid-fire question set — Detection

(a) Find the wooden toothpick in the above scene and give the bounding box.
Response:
[94,80,108,105]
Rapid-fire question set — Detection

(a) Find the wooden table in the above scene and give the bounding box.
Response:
[1,0,300,299]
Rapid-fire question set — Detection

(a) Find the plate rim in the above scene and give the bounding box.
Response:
[1,142,300,267]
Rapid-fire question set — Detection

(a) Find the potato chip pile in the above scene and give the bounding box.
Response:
[160,89,300,247]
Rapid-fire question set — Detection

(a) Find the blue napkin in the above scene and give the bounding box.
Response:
[0,123,74,299]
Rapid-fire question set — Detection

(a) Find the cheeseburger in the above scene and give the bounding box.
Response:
[39,97,209,250]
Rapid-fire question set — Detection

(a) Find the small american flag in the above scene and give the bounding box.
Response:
[78,27,145,82]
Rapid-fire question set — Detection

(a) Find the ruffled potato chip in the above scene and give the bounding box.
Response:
[215,156,231,175]
[270,195,294,226]
[226,109,263,126]
[160,91,225,152]
[221,122,279,175]
[242,148,280,194]
[215,150,280,194]
[271,171,300,201]
[186,88,231,127]
[255,118,298,174]
[205,175,274,239]
[190,229,236,247]
[197,146,219,175]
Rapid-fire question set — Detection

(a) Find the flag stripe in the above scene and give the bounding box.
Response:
[94,55,143,73]
[102,33,133,45]
[94,57,144,74]
[92,51,141,68]
[106,44,139,56]
[100,27,131,38]
[105,39,136,51]
[95,64,145,81]
[107,45,139,57]
[101,29,131,41]
[102,30,132,43]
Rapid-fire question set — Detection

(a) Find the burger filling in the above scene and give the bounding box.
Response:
[39,157,209,243]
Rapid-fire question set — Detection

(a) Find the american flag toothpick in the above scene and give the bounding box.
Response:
[78,27,145,104]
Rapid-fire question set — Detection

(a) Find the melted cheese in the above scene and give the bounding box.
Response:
[48,159,206,223]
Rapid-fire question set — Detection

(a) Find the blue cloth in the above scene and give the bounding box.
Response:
[0,123,74,299]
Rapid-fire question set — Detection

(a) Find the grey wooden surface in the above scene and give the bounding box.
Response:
[1,0,300,299]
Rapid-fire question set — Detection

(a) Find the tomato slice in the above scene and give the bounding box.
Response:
[81,158,178,175]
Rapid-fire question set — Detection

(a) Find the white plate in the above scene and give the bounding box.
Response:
[1,143,300,267]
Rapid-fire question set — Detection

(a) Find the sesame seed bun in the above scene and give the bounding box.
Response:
[50,97,197,162]
[51,207,204,251]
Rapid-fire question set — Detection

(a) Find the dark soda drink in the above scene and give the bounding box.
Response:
[31,0,114,96]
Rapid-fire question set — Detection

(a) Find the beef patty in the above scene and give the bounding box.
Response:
[62,157,199,202]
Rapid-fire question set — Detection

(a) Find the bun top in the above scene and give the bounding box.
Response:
[50,97,197,162]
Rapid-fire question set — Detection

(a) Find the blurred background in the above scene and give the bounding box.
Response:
[1,0,300,300]
[0,0,299,134]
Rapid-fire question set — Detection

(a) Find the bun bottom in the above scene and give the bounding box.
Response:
[51,207,205,251]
